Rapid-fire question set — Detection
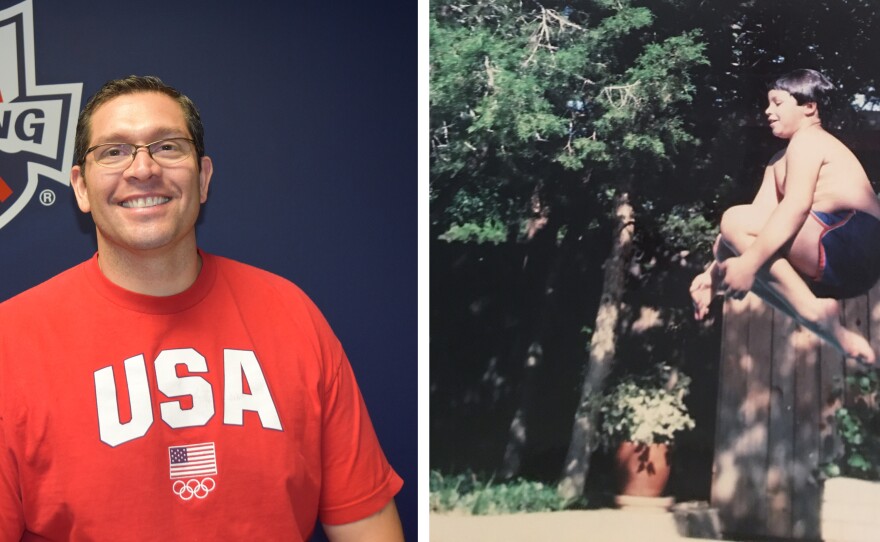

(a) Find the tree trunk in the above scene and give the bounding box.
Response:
[499,341,542,480]
[499,212,561,480]
[557,190,635,500]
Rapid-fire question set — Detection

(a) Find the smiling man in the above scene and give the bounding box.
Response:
[71,87,212,295]
[0,76,404,541]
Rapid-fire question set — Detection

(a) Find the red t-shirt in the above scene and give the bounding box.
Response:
[0,252,402,541]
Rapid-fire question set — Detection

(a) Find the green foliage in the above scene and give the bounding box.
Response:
[594,4,653,39]
[822,370,880,480]
[655,203,718,260]
[430,0,709,241]
[439,220,509,244]
[627,32,707,107]
[599,362,695,447]
[429,470,577,514]
[694,0,880,132]
[434,180,521,242]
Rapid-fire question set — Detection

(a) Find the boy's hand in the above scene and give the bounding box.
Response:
[689,272,714,320]
[718,256,757,299]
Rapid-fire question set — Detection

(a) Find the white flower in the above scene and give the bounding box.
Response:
[599,363,696,446]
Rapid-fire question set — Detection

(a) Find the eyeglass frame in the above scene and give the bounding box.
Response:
[82,137,197,169]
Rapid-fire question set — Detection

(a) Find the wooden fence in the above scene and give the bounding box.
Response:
[710,281,880,540]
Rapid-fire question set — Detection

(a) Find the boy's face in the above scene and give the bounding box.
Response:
[765,89,812,139]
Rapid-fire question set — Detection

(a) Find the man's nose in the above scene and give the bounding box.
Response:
[125,147,161,177]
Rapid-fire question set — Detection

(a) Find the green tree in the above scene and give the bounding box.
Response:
[430,0,708,498]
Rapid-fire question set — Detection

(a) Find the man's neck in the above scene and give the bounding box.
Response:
[95,238,202,296]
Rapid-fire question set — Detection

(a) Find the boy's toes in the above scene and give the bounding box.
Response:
[847,348,876,366]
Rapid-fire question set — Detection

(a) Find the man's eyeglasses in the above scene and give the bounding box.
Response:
[84,138,196,169]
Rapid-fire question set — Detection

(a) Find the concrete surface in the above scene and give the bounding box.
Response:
[431,505,724,542]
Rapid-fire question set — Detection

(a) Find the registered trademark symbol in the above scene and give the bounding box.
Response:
[39,189,56,206]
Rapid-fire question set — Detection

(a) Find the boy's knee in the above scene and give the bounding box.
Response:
[717,205,760,256]
[719,205,750,242]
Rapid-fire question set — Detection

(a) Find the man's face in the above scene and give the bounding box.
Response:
[765,89,811,139]
[70,92,212,256]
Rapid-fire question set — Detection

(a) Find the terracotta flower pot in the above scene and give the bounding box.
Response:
[615,441,671,497]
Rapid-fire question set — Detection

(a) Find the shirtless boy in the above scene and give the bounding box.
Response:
[690,69,880,363]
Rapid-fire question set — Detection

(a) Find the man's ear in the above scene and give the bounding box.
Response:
[70,165,91,213]
[199,156,213,204]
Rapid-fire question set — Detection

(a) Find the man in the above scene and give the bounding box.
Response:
[0,76,404,541]
[690,69,880,363]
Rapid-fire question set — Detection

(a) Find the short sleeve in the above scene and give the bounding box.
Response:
[317,346,403,526]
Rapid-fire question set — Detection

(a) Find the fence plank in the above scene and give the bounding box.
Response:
[713,287,873,541]
[712,293,773,537]
[870,281,880,349]
[842,296,870,395]
[819,333,845,467]
[791,327,821,539]
[766,308,797,538]
[745,295,774,533]
[712,295,752,527]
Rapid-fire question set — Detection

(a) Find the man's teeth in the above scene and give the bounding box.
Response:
[120,197,170,208]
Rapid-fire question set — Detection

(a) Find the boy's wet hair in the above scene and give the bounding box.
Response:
[769,69,835,111]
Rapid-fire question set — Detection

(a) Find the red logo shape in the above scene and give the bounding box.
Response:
[0,177,12,202]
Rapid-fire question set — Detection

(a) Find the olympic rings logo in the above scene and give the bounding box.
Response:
[172,477,216,501]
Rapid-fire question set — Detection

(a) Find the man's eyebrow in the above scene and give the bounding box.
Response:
[91,129,189,144]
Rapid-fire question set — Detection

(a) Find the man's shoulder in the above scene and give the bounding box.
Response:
[208,253,320,312]
[207,253,335,337]
[211,254,303,293]
[0,260,87,314]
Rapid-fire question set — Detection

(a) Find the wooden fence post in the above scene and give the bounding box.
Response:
[711,281,880,540]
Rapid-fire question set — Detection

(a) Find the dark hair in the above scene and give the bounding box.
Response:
[769,69,835,111]
[74,75,205,168]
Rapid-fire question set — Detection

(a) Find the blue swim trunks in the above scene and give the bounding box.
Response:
[809,210,880,299]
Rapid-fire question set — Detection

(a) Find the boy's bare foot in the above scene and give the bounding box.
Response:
[690,272,715,320]
[811,298,876,364]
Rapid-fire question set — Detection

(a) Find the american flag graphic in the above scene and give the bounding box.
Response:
[168,442,218,480]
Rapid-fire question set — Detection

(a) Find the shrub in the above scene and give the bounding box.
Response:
[599,362,695,447]
[429,471,575,515]
[823,370,880,480]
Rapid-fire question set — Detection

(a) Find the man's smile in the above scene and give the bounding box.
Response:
[119,196,171,209]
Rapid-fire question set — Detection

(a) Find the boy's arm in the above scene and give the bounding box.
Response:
[691,161,779,315]
[751,150,785,212]
[722,134,822,292]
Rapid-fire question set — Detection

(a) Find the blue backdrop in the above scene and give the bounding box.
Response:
[0,1,416,540]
